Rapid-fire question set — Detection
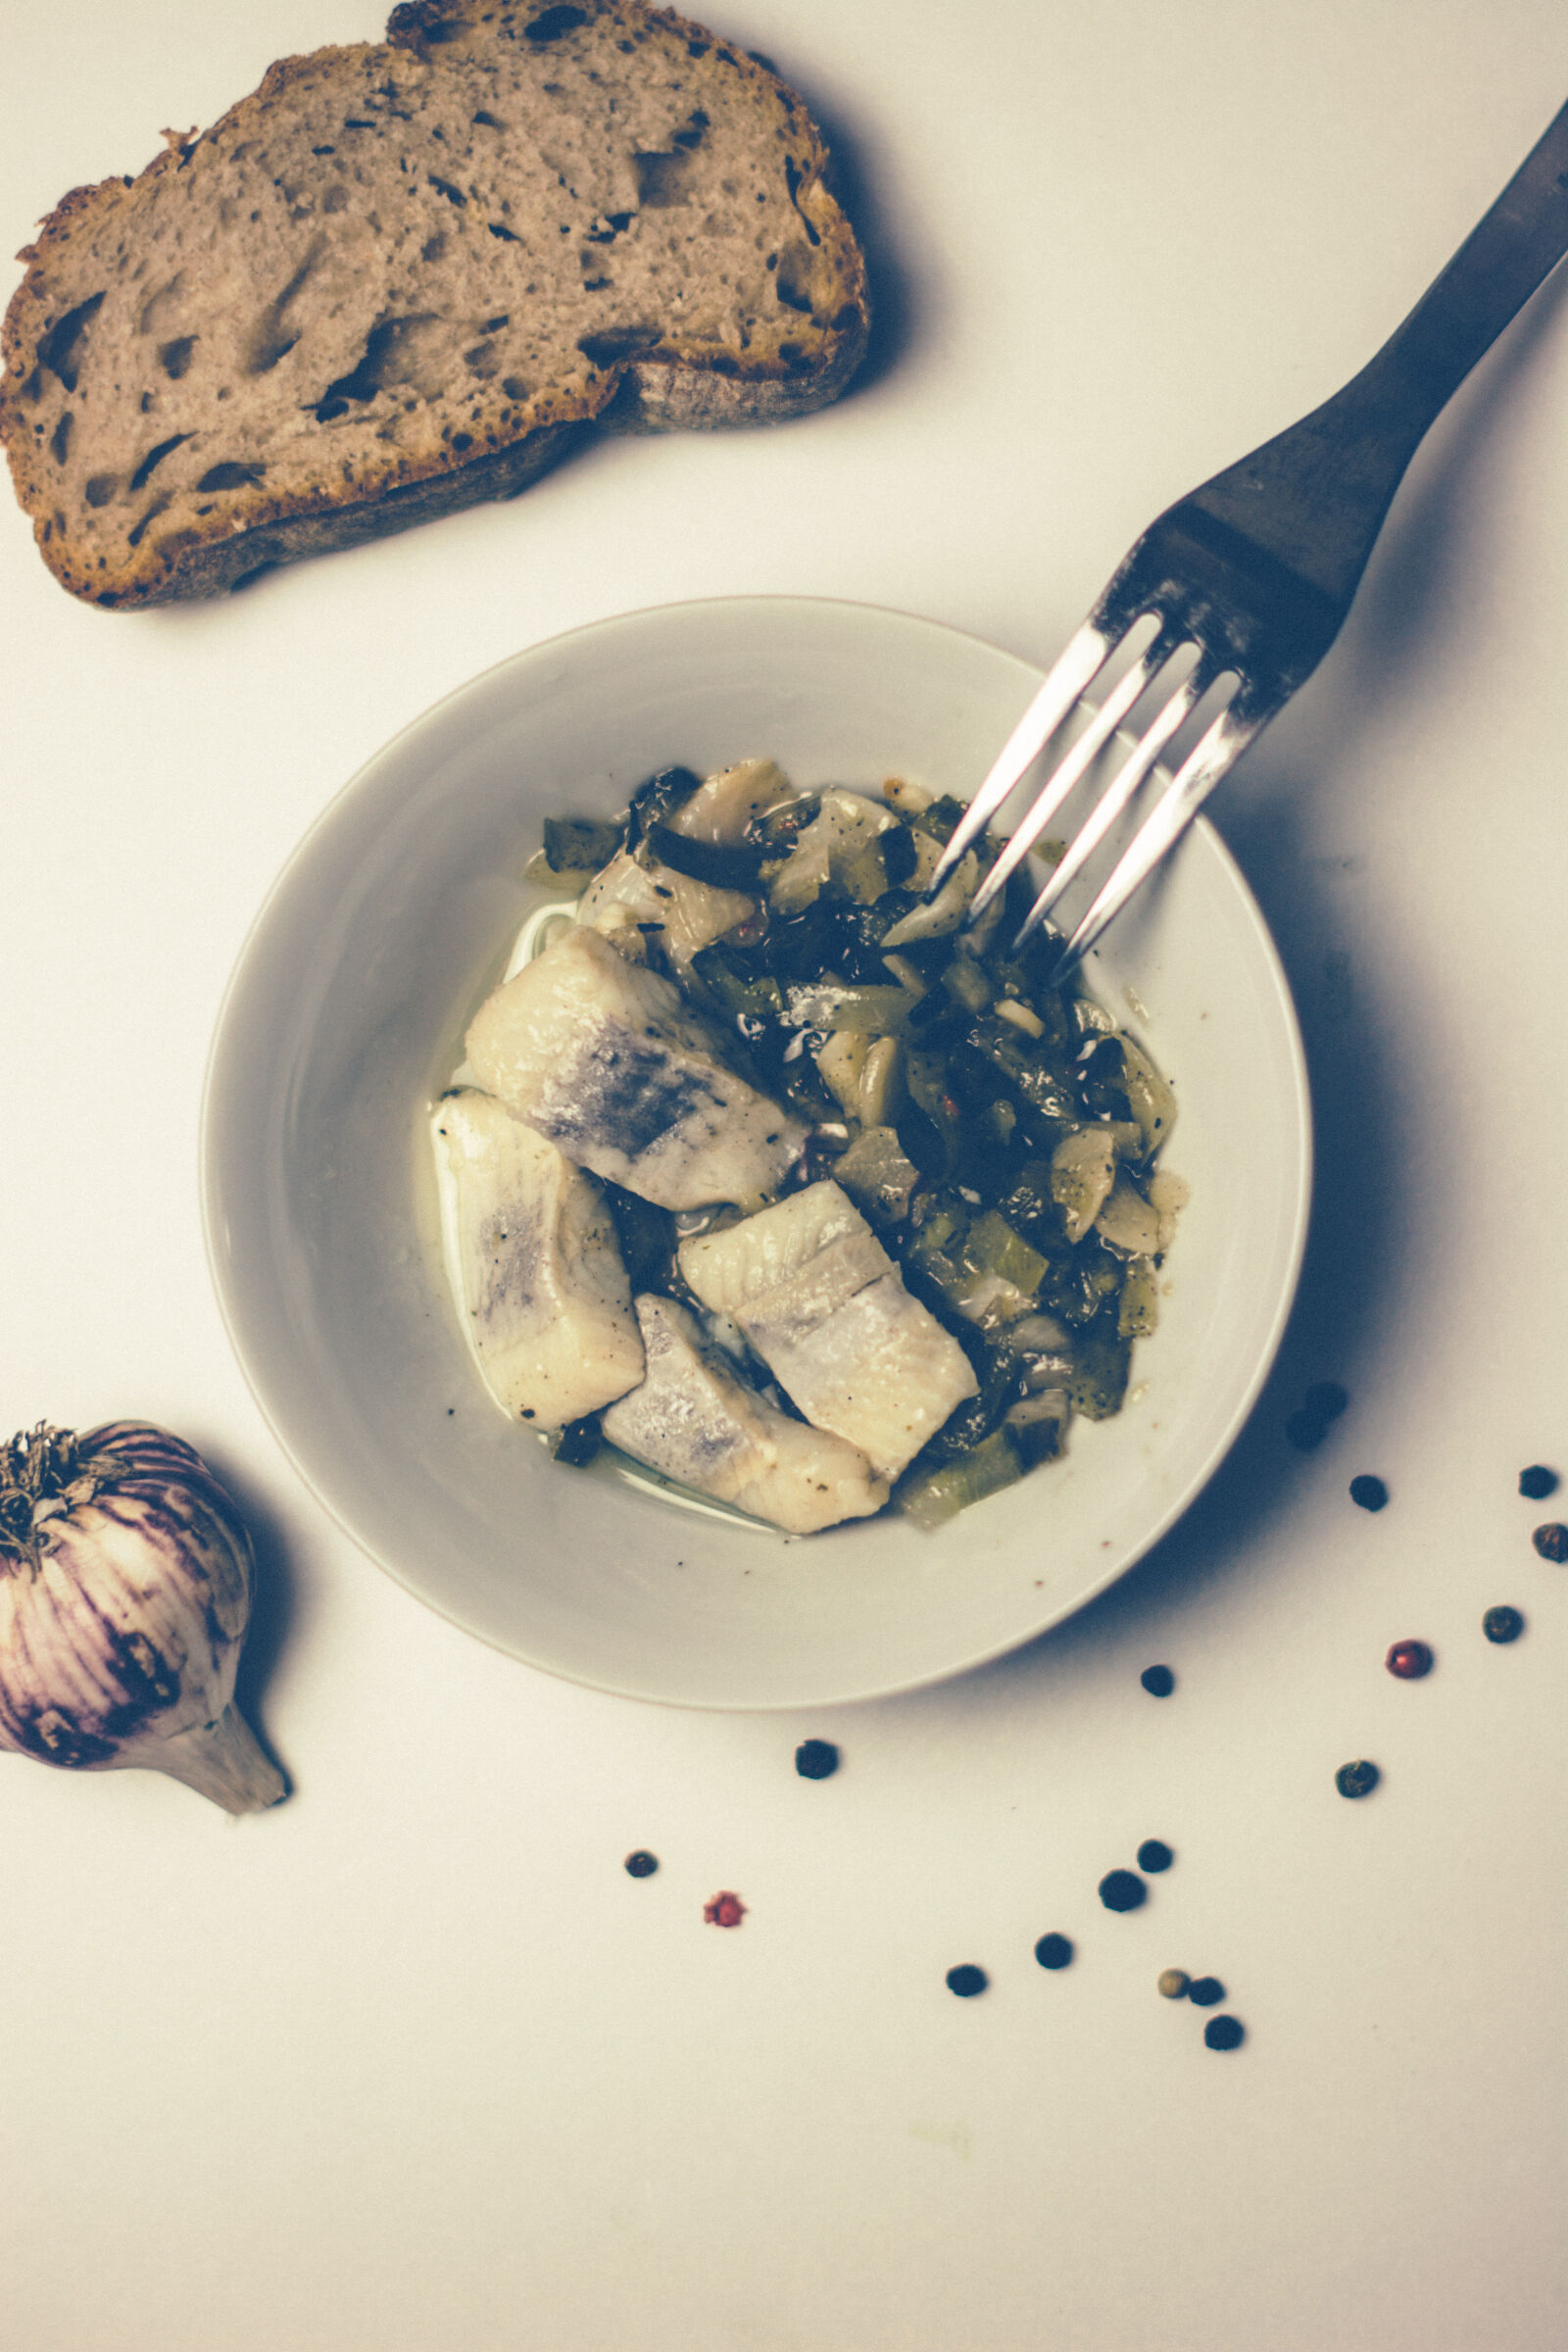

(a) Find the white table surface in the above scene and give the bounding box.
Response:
[4,5,1567,2347]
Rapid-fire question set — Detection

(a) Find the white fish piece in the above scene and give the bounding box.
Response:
[669,758,799,844]
[577,849,754,970]
[435,1089,644,1427]
[466,923,805,1210]
[602,1295,889,1534]
[679,1181,979,1479]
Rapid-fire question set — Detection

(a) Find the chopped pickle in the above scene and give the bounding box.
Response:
[784,981,911,1036]
[856,1035,905,1127]
[815,1029,870,1115]
[908,794,969,844]
[1117,1035,1178,1153]
[951,1271,1038,1331]
[1095,1172,1161,1257]
[1052,1129,1117,1244]
[833,1125,922,1226]
[897,1429,1022,1528]
[1005,1388,1071,1467]
[540,814,624,875]
[770,792,896,914]
[1118,1255,1160,1340]
[689,942,785,1028]
[1066,1310,1133,1420]
[961,1210,1050,1299]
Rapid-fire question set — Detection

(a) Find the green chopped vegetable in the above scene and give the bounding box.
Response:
[833,1125,922,1227]
[909,794,969,844]
[897,1430,1022,1527]
[1005,1389,1071,1467]
[961,1210,1050,1299]
[1052,1129,1116,1244]
[1066,1310,1133,1420]
[689,942,785,1028]
[1116,1035,1179,1153]
[1118,1256,1160,1340]
[856,1036,904,1127]
[541,815,623,874]
[1096,1173,1161,1257]
[963,1017,1080,1127]
[783,981,911,1035]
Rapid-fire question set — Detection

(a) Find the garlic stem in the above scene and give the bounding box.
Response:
[124,1704,287,1815]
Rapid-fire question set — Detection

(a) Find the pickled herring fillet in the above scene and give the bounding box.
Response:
[602,1295,889,1534]
[678,1181,979,1480]
[435,1089,643,1427]
[465,924,805,1210]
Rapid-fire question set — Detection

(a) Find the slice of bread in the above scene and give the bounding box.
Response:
[1,0,869,608]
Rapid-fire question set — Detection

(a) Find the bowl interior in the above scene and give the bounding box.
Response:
[202,597,1310,1708]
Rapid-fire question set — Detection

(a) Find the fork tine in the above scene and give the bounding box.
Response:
[965,627,1173,920]
[1012,656,1209,944]
[926,620,1111,891]
[1040,704,1260,984]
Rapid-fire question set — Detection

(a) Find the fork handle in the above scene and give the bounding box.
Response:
[1190,97,1568,614]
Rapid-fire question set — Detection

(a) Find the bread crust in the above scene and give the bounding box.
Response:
[1,0,869,607]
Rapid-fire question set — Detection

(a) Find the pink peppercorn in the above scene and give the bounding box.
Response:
[703,1890,747,1929]
[1385,1639,1434,1680]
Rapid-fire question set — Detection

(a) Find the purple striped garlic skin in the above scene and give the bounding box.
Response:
[0,1421,285,1814]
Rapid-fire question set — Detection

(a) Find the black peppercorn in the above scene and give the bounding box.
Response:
[1188,1975,1225,2007]
[1034,1933,1074,1971]
[1204,2015,1245,2050]
[1483,1604,1525,1643]
[1519,1465,1559,1500]
[623,1850,659,1878]
[1099,1869,1147,1912]
[1349,1474,1389,1512]
[1140,1665,1175,1697]
[1531,1522,1568,1562]
[946,1964,988,1998]
[794,1739,840,1780]
[1136,1839,1174,1873]
[1335,1759,1380,1798]
[1286,1382,1349,1450]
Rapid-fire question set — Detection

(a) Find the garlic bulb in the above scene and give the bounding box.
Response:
[0,1420,285,1815]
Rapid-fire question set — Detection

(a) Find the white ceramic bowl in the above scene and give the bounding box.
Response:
[202,597,1310,1708]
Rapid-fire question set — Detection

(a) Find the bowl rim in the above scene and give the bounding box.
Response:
[200,591,1313,1708]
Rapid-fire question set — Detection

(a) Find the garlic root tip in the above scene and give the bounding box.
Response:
[146,1704,288,1815]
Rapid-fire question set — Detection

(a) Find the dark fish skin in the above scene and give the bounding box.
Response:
[536,1035,730,1161]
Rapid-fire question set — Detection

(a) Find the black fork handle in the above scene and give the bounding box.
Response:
[1188,97,1568,615]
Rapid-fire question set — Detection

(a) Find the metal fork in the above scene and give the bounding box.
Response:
[931,96,1568,978]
